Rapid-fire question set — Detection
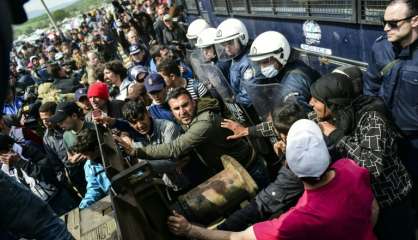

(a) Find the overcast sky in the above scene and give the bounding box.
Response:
[24,0,80,18]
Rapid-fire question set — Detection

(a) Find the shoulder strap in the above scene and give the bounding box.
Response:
[379,59,401,78]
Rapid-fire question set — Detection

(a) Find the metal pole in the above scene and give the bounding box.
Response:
[39,0,62,35]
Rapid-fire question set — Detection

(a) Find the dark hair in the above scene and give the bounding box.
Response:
[149,44,162,59]
[389,0,418,16]
[0,134,14,152]
[272,102,307,135]
[93,64,105,82]
[300,176,322,185]
[122,100,148,123]
[73,128,98,154]
[157,58,180,77]
[165,87,192,104]
[39,102,57,114]
[47,63,61,78]
[332,65,363,98]
[104,60,127,79]
[310,73,355,112]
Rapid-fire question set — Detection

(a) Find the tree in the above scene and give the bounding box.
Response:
[52,9,70,22]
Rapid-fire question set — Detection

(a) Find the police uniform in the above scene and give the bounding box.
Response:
[364,35,418,177]
[230,52,263,108]
[268,59,319,110]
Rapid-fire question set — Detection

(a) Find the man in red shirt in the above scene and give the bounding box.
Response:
[168,119,379,240]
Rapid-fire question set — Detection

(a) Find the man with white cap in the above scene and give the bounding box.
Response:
[167,119,378,240]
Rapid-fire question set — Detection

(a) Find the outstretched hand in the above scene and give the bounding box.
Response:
[93,115,115,126]
[113,134,134,155]
[220,119,249,140]
[167,210,192,236]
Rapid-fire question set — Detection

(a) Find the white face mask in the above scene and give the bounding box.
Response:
[261,64,279,78]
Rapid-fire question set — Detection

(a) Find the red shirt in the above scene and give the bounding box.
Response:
[253,159,376,240]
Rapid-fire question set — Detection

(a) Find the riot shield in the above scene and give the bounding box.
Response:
[242,81,286,175]
[241,81,284,122]
[200,63,249,124]
[185,48,200,67]
[189,49,206,83]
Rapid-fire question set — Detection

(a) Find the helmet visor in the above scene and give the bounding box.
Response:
[215,38,241,61]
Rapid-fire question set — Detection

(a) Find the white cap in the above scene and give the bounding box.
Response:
[186,19,210,40]
[286,119,330,178]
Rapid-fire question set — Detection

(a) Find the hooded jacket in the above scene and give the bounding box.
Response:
[132,97,253,172]
[312,74,413,208]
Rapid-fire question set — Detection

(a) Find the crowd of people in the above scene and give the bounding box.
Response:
[1,0,418,239]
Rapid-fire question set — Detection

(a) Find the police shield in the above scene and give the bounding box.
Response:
[189,49,206,83]
[242,81,284,122]
[186,48,204,67]
[201,63,248,123]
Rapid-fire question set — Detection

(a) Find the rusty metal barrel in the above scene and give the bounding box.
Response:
[174,155,258,225]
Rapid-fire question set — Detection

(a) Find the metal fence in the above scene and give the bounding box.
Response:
[211,0,229,13]
[185,0,200,13]
[189,0,389,24]
[360,0,389,24]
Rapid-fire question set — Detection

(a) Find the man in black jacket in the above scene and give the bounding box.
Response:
[161,14,188,50]
[0,170,73,239]
[39,101,86,198]
[0,134,79,215]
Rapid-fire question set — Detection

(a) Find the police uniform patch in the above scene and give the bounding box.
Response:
[243,67,255,81]
[216,30,222,38]
[375,35,385,42]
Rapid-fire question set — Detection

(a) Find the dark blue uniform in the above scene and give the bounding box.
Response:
[272,59,319,110]
[364,35,418,176]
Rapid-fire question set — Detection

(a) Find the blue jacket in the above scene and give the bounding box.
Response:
[0,171,73,240]
[364,36,418,132]
[148,104,176,122]
[229,52,263,107]
[215,59,231,81]
[150,59,157,73]
[79,160,111,209]
[274,60,319,110]
[180,61,193,79]
[3,97,23,116]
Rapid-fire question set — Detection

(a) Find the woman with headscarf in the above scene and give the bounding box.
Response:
[309,72,414,240]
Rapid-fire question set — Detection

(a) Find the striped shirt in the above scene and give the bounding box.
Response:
[185,78,208,100]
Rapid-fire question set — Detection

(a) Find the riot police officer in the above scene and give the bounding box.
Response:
[248,31,319,110]
[196,27,231,80]
[213,18,263,113]
[186,18,211,48]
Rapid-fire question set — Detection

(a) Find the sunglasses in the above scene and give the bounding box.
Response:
[382,15,415,28]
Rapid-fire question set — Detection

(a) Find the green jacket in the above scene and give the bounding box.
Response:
[132,97,252,171]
